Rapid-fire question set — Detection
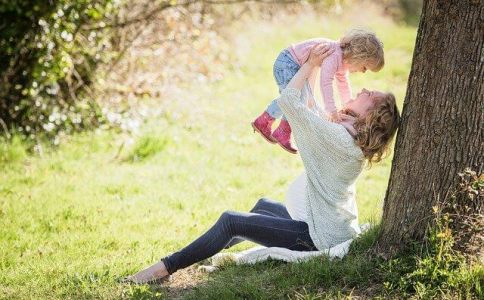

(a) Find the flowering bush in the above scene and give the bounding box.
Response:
[0,0,119,142]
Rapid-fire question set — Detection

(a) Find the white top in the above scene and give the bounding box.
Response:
[285,172,308,222]
[276,88,364,250]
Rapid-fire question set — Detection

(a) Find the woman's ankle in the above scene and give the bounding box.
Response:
[156,261,170,277]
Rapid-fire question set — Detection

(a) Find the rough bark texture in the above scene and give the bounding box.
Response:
[377,0,484,254]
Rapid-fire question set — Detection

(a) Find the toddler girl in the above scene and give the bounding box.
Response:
[252,29,384,154]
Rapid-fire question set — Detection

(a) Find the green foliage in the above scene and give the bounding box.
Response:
[126,134,170,162]
[121,284,166,299]
[381,225,483,299]
[0,135,28,165]
[0,0,119,141]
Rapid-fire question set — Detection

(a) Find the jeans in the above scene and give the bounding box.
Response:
[161,198,316,275]
[266,50,314,120]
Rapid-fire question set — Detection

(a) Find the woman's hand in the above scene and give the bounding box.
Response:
[286,43,333,91]
[306,43,334,68]
[338,113,357,123]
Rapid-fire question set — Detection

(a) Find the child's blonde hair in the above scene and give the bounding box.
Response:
[346,93,400,165]
[340,29,384,72]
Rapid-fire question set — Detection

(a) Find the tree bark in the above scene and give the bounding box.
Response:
[377,0,483,255]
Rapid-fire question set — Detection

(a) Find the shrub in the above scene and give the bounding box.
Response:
[0,0,119,142]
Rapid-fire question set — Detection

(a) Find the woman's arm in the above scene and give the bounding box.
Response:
[306,69,318,109]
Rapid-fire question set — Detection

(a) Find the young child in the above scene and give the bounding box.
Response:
[251,29,384,154]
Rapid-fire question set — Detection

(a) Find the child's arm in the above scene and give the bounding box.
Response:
[335,71,352,104]
[319,56,341,122]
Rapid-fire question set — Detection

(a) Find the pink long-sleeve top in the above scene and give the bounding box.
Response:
[287,38,352,114]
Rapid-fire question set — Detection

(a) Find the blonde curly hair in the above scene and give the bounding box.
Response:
[343,93,400,165]
[340,29,385,72]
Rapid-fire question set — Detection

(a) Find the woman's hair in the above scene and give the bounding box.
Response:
[344,93,401,165]
[340,29,384,72]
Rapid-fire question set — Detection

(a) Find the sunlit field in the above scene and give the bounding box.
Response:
[0,6,417,299]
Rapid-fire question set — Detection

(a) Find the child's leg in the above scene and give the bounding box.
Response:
[268,52,302,152]
[266,100,284,119]
[253,50,300,147]
[265,50,301,118]
[253,52,297,142]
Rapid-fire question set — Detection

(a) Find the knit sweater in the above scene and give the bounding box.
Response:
[276,87,364,250]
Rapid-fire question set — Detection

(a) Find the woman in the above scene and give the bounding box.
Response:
[127,44,400,284]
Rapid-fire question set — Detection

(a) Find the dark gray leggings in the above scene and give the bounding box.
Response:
[161,198,316,275]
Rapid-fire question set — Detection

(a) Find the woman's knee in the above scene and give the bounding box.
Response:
[218,210,240,224]
[218,210,243,234]
[250,198,270,212]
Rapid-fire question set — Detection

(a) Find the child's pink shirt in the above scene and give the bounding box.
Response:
[287,38,352,114]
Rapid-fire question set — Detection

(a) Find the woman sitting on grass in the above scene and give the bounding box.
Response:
[127,44,400,284]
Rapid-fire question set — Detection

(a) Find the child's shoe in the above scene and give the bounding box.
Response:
[272,120,297,154]
[251,111,276,144]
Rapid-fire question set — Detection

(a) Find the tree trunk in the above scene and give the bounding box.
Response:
[377,0,483,255]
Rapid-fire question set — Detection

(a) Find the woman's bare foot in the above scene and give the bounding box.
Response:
[127,261,170,284]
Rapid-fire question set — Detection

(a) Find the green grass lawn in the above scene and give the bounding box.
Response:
[0,7,417,300]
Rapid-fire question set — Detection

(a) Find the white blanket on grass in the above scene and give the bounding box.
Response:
[198,223,371,273]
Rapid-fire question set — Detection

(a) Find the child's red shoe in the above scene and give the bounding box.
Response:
[272,120,297,154]
[251,111,276,144]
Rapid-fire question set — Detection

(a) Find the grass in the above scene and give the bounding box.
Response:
[125,134,170,162]
[0,5,428,300]
[0,135,27,165]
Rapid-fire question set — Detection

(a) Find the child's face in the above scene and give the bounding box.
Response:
[347,62,368,73]
[345,88,385,117]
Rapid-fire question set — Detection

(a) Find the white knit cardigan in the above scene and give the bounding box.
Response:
[277,87,364,251]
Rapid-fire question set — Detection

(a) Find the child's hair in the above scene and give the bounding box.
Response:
[347,93,400,165]
[340,29,384,72]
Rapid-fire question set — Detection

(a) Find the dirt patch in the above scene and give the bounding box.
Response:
[150,265,211,299]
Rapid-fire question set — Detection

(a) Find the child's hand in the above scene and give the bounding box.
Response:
[329,111,342,123]
[306,43,334,67]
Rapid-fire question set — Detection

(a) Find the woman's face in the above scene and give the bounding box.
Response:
[345,88,386,117]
